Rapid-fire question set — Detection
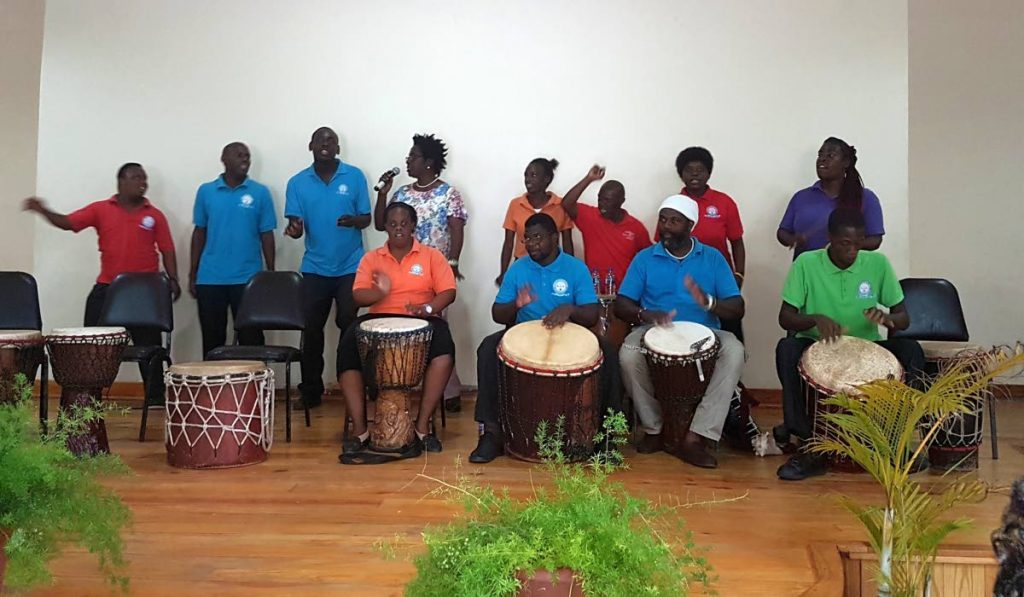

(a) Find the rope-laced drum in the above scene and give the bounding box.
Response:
[918,341,987,472]
[799,335,903,473]
[498,320,603,462]
[356,317,432,452]
[642,322,720,460]
[0,330,45,404]
[45,326,130,456]
[164,360,274,469]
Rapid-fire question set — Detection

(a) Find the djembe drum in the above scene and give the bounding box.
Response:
[0,330,45,404]
[164,360,275,469]
[800,336,903,473]
[498,320,603,462]
[643,322,720,460]
[918,341,987,472]
[356,317,433,452]
[45,326,129,456]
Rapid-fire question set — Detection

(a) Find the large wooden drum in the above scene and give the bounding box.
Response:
[918,341,987,472]
[164,360,274,469]
[643,322,720,460]
[46,326,129,456]
[0,330,45,403]
[498,321,603,462]
[800,336,903,473]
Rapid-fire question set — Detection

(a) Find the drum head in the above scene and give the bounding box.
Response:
[0,330,42,343]
[918,341,983,361]
[359,317,430,334]
[168,360,266,376]
[500,320,601,372]
[800,336,902,394]
[643,322,717,357]
[49,326,128,337]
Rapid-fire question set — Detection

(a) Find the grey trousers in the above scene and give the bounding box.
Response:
[620,325,744,441]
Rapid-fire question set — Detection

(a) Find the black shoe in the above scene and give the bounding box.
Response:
[295,396,322,411]
[636,433,663,454]
[444,396,462,413]
[777,453,828,481]
[469,431,503,463]
[341,435,369,454]
[419,434,443,453]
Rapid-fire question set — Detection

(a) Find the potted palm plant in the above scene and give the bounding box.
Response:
[382,412,721,596]
[809,349,1024,597]
[0,374,131,591]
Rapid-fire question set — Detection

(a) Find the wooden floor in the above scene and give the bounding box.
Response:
[22,394,1023,596]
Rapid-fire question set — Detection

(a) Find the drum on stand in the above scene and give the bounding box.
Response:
[799,336,903,473]
[643,322,720,460]
[356,317,432,452]
[918,341,987,472]
[498,320,603,462]
[45,326,129,456]
[164,360,275,469]
[0,330,45,404]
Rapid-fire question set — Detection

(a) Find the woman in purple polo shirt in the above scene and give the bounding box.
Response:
[776,137,884,258]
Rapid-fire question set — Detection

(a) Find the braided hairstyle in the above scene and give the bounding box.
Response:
[823,137,864,210]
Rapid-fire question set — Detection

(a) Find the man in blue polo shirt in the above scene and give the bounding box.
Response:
[189,142,277,357]
[285,126,371,410]
[614,195,745,469]
[469,213,622,463]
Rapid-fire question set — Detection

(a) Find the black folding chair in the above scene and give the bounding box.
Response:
[0,271,49,427]
[98,273,174,441]
[889,278,999,458]
[206,271,305,442]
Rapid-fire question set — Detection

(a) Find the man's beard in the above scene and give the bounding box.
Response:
[661,234,691,253]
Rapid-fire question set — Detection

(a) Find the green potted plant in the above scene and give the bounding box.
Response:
[384,411,720,596]
[809,349,1024,597]
[0,373,131,591]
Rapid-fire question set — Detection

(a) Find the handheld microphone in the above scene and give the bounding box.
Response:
[373,167,401,192]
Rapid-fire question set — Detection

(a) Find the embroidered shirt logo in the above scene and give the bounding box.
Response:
[622,230,636,241]
[552,278,569,297]
[409,264,424,276]
[239,194,255,208]
[858,281,874,299]
[337,184,349,195]
[140,215,156,230]
[705,206,720,218]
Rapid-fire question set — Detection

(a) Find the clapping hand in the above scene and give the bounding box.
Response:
[585,164,606,182]
[515,284,535,308]
[372,271,391,295]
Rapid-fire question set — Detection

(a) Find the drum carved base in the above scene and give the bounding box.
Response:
[371,389,417,452]
[59,388,110,457]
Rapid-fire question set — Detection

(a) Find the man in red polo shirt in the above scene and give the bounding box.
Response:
[23,162,180,406]
[560,165,652,290]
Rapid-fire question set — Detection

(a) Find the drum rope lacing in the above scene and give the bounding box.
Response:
[164,370,276,451]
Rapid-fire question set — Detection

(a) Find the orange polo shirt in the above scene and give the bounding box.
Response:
[353,240,456,314]
[502,193,574,258]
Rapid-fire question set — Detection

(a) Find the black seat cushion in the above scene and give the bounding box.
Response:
[122,344,168,363]
[206,345,301,363]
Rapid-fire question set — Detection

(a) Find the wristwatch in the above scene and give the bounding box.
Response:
[424,304,434,315]
[447,258,459,267]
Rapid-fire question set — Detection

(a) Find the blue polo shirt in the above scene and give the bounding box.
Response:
[495,251,598,324]
[284,160,370,277]
[618,240,740,329]
[193,175,277,285]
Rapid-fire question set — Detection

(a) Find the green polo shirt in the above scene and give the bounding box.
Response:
[781,249,904,341]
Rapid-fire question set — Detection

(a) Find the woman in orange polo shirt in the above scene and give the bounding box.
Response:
[338,202,456,457]
[495,157,574,285]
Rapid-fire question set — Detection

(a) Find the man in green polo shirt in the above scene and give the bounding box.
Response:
[775,208,924,481]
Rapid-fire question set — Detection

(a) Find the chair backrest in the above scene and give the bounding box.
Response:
[889,278,969,341]
[0,271,43,330]
[98,273,174,332]
[235,271,305,332]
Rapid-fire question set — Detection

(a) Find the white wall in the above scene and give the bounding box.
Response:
[34,0,910,388]
[908,0,1024,358]
[0,0,44,275]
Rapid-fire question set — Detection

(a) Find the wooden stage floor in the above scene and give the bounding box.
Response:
[23,394,1023,596]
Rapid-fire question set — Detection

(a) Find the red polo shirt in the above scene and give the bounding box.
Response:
[575,203,651,287]
[66,196,175,284]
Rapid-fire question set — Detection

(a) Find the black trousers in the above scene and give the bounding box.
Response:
[474,329,623,426]
[84,283,165,406]
[776,336,926,439]
[196,283,264,358]
[299,273,358,402]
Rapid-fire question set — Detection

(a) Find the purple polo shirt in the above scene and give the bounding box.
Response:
[778,181,884,259]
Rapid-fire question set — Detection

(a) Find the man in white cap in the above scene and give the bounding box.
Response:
[613,195,745,468]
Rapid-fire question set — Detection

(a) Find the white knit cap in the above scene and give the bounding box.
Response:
[659,194,699,226]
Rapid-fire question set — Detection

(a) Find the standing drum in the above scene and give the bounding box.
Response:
[164,361,274,469]
[45,327,129,456]
[498,321,603,462]
[356,317,432,452]
[919,341,987,472]
[0,330,45,404]
[643,322,720,460]
[800,336,903,473]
